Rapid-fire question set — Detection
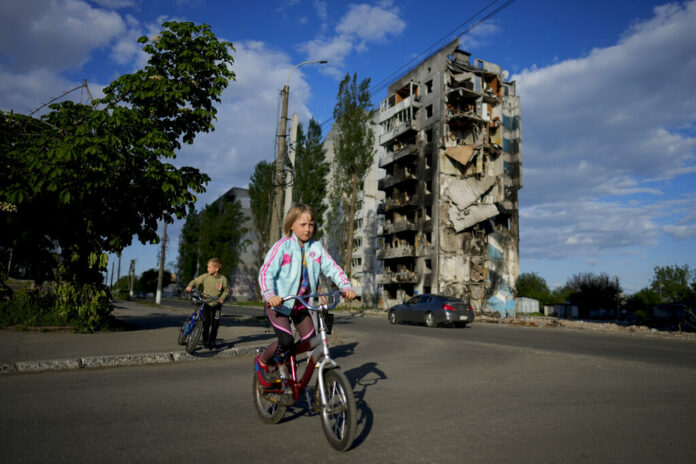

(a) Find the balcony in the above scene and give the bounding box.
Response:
[376,245,415,260]
[379,119,417,146]
[376,271,419,285]
[379,143,418,168]
[379,220,419,236]
[378,168,417,190]
[377,194,420,214]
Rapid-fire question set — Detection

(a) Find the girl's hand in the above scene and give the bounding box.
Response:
[268,295,283,308]
[342,289,356,300]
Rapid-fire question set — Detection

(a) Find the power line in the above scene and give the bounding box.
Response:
[319,0,518,128]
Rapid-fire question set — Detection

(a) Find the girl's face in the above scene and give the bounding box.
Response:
[291,212,315,243]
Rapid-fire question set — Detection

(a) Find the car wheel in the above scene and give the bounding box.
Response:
[425,312,436,328]
[388,311,399,325]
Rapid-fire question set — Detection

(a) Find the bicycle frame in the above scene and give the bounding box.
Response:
[260,292,340,408]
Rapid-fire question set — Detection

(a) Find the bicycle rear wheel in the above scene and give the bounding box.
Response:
[252,374,286,424]
[318,369,357,451]
[185,320,202,354]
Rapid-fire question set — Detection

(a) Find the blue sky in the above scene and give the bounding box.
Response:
[1,0,695,294]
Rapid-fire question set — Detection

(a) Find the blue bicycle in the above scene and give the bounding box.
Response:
[178,288,218,354]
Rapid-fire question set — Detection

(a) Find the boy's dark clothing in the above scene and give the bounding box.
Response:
[201,303,222,348]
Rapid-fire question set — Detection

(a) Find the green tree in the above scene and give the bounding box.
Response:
[650,264,695,304]
[0,21,235,285]
[177,208,202,286]
[515,272,551,305]
[138,268,173,293]
[566,272,621,316]
[249,160,274,293]
[329,73,375,276]
[625,287,660,318]
[197,196,249,275]
[293,119,329,237]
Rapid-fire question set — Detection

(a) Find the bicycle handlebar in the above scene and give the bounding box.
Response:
[189,288,220,304]
[280,291,343,311]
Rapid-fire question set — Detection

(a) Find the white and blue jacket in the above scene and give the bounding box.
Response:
[259,232,353,316]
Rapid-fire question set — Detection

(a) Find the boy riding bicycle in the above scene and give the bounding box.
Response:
[185,258,229,350]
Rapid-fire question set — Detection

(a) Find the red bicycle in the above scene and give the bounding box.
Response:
[252,291,357,451]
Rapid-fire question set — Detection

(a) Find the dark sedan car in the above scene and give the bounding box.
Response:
[388,294,475,328]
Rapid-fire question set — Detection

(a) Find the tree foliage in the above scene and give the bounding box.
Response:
[249,160,274,289]
[293,119,329,237]
[138,268,173,293]
[177,194,249,285]
[565,272,621,315]
[0,21,235,285]
[328,73,375,275]
[516,272,551,305]
[650,264,695,304]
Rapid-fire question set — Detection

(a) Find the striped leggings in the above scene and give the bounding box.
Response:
[259,305,315,365]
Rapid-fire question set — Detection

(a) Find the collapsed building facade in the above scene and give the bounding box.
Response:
[375,39,522,313]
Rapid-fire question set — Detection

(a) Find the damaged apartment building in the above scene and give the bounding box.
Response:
[375,39,522,313]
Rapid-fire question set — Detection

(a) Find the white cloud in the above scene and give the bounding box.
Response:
[91,0,136,8]
[459,22,501,50]
[173,40,316,205]
[513,1,696,262]
[0,0,125,72]
[663,224,696,240]
[336,2,405,42]
[300,2,406,77]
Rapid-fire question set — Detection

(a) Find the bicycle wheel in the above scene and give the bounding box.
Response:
[318,369,357,451]
[185,320,202,354]
[252,374,286,424]
[177,318,191,345]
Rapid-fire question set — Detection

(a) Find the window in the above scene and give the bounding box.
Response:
[426,105,433,118]
[425,80,433,94]
[353,237,362,250]
[354,218,363,230]
[351,257,362,267]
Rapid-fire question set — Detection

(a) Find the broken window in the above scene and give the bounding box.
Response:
[426,105,433,118]
[425,79,433,94]
[503,114,519,131]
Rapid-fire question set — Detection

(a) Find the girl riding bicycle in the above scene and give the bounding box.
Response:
[256,203,355,386]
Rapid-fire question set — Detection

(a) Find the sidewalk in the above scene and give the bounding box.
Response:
[0,299,276,374]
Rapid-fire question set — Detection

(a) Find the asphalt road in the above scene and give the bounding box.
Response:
[2,315,695,463]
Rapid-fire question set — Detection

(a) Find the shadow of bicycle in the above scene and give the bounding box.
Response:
[343,361,387,449]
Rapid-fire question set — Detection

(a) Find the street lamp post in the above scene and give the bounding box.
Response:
[269,60,327,245]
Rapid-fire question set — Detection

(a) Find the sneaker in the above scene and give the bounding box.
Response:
[255,356,280,387]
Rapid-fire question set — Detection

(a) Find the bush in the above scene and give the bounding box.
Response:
[0,281,114,332]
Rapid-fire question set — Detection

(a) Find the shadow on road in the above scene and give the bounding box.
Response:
[343,361,387,449]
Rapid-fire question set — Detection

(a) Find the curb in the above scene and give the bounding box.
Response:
[0,344,267,375]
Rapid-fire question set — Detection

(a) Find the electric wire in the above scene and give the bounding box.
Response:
[318,0,518,128]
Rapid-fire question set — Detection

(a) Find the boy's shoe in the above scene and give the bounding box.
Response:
[255,356,280,387]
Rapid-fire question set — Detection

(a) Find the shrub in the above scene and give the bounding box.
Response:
[0,281,113,332]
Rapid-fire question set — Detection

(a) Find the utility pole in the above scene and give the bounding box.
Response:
[116,253,121,293]
[156,221,168,304]
[284,113,299,217]
[129,260,136,300]
[269,60,327,244]
[110,261,115,289]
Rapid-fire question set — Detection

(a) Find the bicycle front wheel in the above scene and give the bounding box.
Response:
[185,320,202,354]
[177,319,191,345]
[318,369,357,451]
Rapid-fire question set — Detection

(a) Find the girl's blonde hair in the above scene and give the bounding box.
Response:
[283,203,316,237]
